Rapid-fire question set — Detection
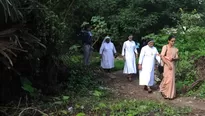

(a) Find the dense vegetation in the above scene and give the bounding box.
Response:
[0,0,205,115]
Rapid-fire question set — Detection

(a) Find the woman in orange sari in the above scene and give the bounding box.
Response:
[160,35,179,100]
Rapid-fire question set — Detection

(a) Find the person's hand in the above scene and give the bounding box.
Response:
[157,54,161,57]
[165,56,172,61]
[138,64,142,70]
[100,54,102,59]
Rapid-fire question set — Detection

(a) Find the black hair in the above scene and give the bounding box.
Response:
[168,35,175,41]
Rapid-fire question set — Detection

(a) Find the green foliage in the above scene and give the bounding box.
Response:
[91,16,108,38]
[72,99,191,115]
[0,0,23,22]
[92,90,103,97]
[65,64,99,95]
[89,0,205,42]
[113,59,124,71]
[76,113,86,116]
[179,8,204,31]
[1,0,205,107]
[21,78,39,98]
[53,95,69,105]
[46,95,71,115]
[186,83,205,98]
[45,88,192,115]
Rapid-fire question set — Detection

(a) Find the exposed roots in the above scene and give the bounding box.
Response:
[18,107,48,116]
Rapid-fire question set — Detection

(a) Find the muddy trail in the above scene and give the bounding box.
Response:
[99,70,205,115]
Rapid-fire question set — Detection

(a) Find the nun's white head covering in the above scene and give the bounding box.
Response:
[103,36,111,42]
[105,36,110,40]
[101,36,111,46]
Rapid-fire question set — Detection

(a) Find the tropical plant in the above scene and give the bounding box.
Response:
[0,0,23,22]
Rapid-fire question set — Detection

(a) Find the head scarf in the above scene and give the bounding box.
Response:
[100,36,111,47]
[103,36,111,43]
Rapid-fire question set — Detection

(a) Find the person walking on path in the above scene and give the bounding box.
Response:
[122,34,138,81]
[99,36,117,73]
[159,35,179,100]
[138,38,160,93]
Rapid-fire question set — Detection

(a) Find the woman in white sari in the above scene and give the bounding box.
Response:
[99,36,117,73]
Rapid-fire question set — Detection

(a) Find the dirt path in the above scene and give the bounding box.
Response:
[101,70,205,115]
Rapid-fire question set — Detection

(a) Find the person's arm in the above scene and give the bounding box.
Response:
[99,43,104,58]
[134,43,138,58]
[160,45,172,70]
[113,43,117,57]
[138,47,145,70]
[113,43,117,54]
[121,42,126,60]
[155,48,161,64]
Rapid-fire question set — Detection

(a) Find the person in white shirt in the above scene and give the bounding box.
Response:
[121,34,138,81]
[138,38,160,93]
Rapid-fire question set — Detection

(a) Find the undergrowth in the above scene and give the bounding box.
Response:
[0,88,192,116]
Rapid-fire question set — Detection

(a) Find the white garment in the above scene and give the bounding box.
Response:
[138,45,160,86]
[99,37,116,69]
[122,40,138,74]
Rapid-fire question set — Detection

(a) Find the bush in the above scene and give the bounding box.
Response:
[113,59,124,71]
[73,99,191,116]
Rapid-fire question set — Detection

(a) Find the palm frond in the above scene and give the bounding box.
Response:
[0,27,45,66]
[0,50,13,66]
[0,0,23,22]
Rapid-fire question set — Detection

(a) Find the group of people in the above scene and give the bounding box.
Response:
[80,23,179,100]
[99,34,178,100]
[138,35,179,99]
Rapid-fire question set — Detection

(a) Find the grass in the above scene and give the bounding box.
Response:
[54,52,194,116]
[185,82,205,98]
[65,91,192,116]
[113,59,124,71]
[60,52,135,72]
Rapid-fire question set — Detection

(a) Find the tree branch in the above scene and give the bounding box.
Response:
[18,107,48,116]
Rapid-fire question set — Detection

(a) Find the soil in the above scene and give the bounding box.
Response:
[99,70,205,116]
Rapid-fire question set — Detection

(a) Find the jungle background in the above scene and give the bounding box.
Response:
[1,0,205,115]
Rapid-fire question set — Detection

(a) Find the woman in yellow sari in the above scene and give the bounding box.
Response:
[160,35,179,100]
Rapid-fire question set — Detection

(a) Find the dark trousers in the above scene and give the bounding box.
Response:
[83,44,92,65]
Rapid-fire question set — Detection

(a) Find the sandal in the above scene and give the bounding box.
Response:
[160,92,169,99]
[144,86,148,91]
[147,87,152,93]
[127,76,132,82]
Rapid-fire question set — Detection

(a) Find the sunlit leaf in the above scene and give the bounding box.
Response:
[54,101,63,105]
[76,113,86,116]
[60,110,68,114]
[62,96,69,100]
